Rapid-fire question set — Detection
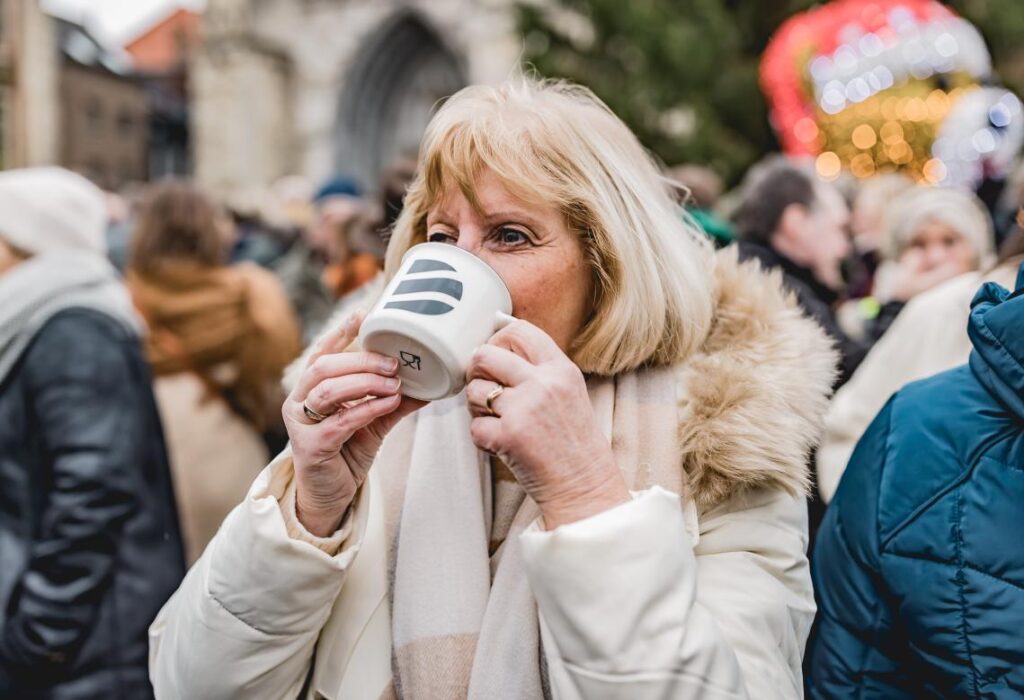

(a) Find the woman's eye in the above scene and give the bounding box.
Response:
[494,227,529,247]
[427,231,455,244]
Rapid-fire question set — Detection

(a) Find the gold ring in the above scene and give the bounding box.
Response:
[484,385,504,417]
[303,403,330,423]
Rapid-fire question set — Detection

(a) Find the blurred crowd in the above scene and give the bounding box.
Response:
[2,89,1024,697]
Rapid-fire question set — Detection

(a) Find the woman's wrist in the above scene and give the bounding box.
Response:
[537,461,631,530]
[295,489,352,537]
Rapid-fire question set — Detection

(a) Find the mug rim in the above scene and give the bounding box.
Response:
[399,241,513,312]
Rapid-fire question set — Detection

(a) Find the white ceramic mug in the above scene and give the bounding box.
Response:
[358,242,515,400]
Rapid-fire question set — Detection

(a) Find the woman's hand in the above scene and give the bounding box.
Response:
[465,320,630,529]
[283,313,425,536]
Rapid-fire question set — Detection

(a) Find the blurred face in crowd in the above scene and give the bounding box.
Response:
[425,169,594,353]
[0,238,27,277]
[900,220,977,275]
[775,183,851,290]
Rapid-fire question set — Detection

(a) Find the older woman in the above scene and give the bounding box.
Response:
[149,80,836,699]
[866,186,993,336]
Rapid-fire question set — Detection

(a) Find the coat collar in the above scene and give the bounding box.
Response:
[676,246,838,510]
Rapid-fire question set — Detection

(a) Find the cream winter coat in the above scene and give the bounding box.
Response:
[153,372,268,564]
[816,262,1018,503]
[148,250,836,699]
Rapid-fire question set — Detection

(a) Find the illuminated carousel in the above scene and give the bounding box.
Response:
[761,0,1023,189]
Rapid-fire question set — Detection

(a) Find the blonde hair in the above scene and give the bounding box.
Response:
[384,79,715,375]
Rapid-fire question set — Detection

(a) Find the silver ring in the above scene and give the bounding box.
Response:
[484,385,504,417]
[303,403,330,423]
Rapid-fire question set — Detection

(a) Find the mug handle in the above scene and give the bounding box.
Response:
[494,311,517,330]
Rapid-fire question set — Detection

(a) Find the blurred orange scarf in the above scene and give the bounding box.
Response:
[127,261,300,429]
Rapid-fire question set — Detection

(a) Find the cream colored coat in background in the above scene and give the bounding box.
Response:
[149,250,836,699]
[153,372,268,564]
[816,263,1017,502]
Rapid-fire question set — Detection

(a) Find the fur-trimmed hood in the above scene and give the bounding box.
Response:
[678,246,838,511]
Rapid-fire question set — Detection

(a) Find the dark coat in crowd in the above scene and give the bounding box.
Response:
[0,309,185,699]
[806,268,1024,698]
[738,241,869,387]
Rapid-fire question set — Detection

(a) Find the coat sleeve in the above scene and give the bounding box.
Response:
[805,401,914,699]
[520,485,816,699]
[0,312,143,682]
[148,451,367,700]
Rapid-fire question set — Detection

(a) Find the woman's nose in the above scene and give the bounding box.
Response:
[923,244,947,269]
[454,230,484,255]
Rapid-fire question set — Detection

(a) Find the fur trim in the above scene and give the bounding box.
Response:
[678,246,838,511]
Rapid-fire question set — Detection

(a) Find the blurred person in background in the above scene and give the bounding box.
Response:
[224,186,295,268]
[846,186,995,343]
[104,189,132,272]
[806,263,1024,698]
[816,211,1021,503]
[126,181,301,564]
[0,168,184,698]
[319,195,383,302]
[732,156,867,386]
[378,157,418,237]
[667,163,734,247]
[275,177,363,343]
[845,173,916,298]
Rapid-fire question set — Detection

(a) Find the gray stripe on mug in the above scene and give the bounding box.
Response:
[384,299,455,315]
[409,259,456,274]
[394,277,463,300]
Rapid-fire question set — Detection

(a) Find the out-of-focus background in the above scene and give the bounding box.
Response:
[2,0,1022,194]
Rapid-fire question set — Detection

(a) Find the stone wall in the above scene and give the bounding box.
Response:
[192,0,522,197]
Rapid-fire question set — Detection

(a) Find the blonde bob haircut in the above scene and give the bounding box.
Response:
[384,78,715,376]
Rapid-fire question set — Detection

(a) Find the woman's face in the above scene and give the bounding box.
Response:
[425,170,594,355]
[901,220,977,273]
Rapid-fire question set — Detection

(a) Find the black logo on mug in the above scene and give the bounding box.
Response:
[400,351,422,371]
[384,259,462,316]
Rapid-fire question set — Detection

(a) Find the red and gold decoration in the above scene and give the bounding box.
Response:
[761,0,1022,188]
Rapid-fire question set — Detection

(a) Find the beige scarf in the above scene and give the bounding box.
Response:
[378,363,686,699]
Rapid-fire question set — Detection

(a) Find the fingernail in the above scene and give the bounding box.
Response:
[386,377,401,391]
[381,357,399,373]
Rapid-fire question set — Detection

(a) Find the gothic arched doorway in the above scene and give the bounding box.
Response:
[333,11,467,191]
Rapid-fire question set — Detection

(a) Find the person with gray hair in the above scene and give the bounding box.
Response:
[0,168,184,698]
[852,185,994,345]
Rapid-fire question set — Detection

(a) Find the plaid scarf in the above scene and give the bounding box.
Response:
[376,365,685,699]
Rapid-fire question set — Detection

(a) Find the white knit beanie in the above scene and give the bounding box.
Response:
[885,186,994,265]
[0,167,108,255]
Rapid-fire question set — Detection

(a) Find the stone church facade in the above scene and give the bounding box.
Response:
[193,0,523,197]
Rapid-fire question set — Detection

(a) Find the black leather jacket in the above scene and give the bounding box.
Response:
[0,309,185,699]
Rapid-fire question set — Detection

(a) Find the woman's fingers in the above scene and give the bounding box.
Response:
[293,351,399,402]
[290,313,365,400]
[465,377,507,417]
[488,319,565,365]
[327,393,402,438]
[467,344,533,387]
[469,415,504,456]
[302,372,401,419]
